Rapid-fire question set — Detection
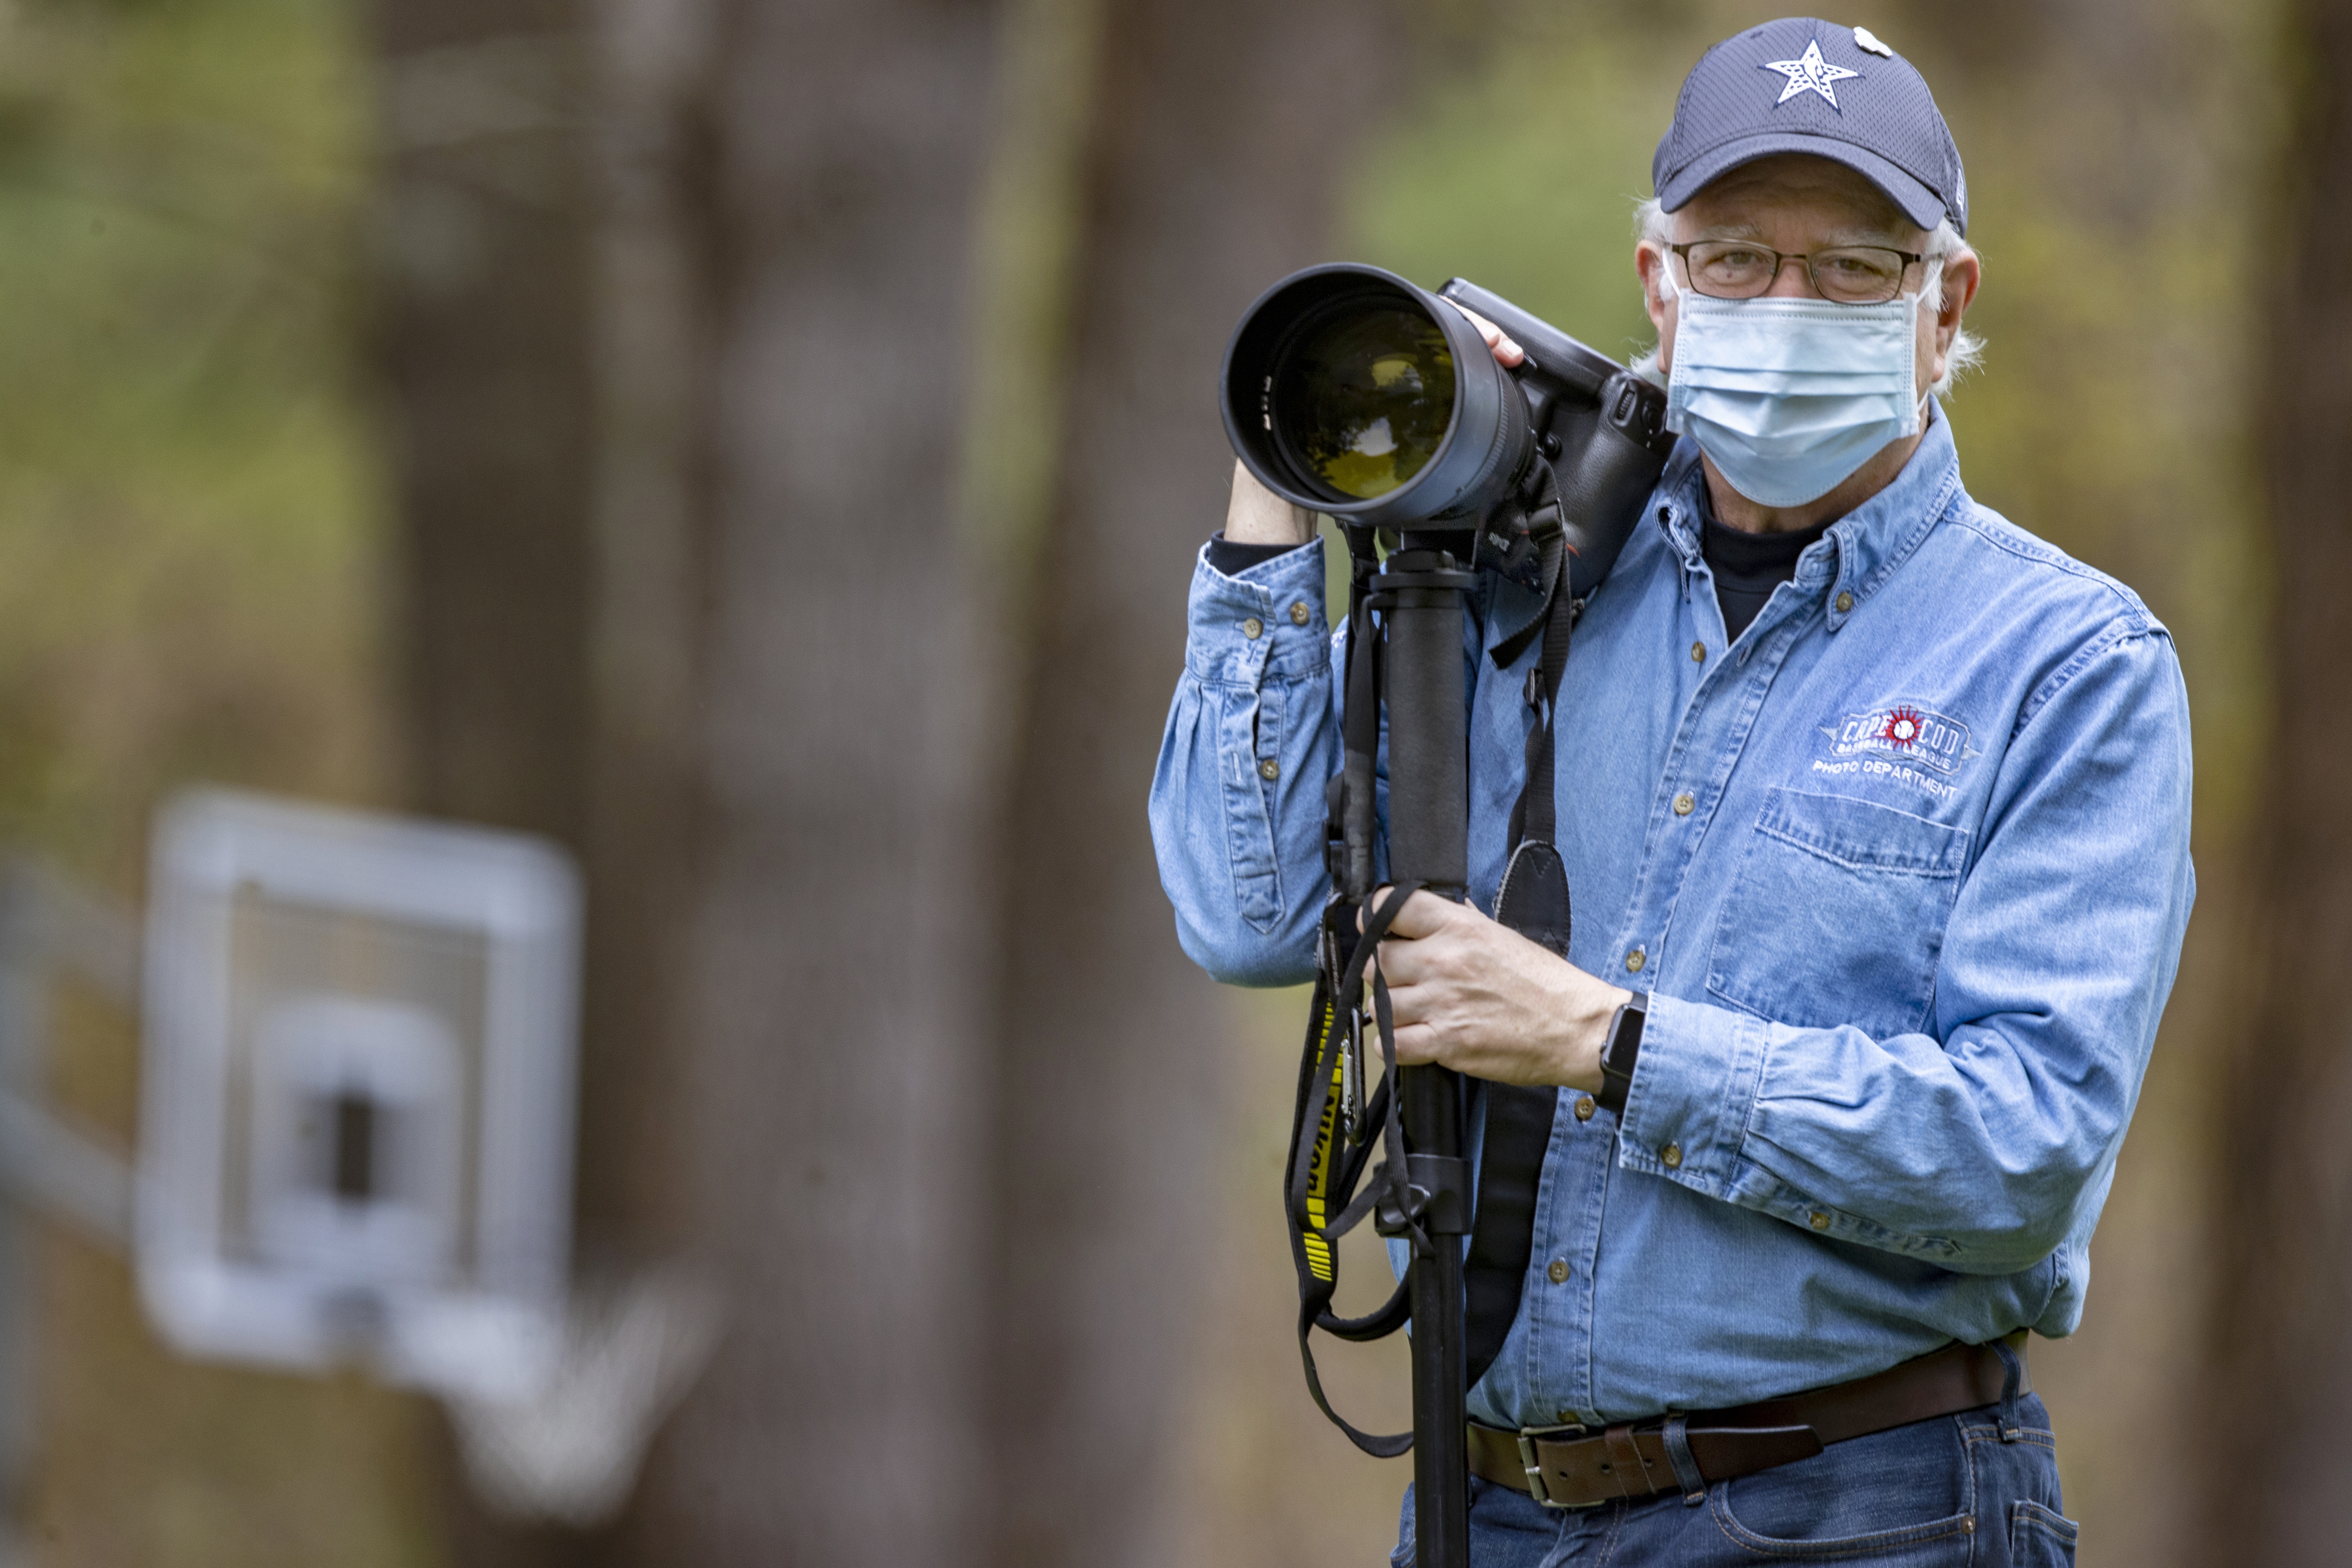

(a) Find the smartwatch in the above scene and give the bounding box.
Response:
[1595,992,1647,1115]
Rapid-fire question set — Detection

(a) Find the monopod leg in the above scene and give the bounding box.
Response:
[1379,545,1473,1568]
[1402,1063,1469,1562]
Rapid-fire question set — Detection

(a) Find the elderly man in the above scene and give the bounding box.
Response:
[1150,16,2191,1567]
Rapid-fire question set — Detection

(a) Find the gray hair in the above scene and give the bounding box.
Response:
[1628,194,1984,398]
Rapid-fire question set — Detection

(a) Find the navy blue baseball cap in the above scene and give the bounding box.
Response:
[1652,18,1966,236]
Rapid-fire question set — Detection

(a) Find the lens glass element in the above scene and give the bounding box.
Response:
[1272,302,1455,501]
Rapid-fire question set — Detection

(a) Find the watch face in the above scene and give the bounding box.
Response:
[1607,999,1645,1069]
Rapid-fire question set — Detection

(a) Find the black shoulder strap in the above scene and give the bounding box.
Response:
[1462,544,1578,1392]
[1499,530,1577,850]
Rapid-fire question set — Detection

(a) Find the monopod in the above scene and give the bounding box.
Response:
[1219,264,1672,1568]
[1381,536,1478,1563]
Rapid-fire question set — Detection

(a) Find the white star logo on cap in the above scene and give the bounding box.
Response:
[1762,40,1860,109]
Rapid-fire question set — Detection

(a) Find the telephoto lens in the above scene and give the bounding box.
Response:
[1221,264,1536,532]
[1274,301,1454,501]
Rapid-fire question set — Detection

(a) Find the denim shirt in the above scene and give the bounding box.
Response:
[1147,412,2196,1427]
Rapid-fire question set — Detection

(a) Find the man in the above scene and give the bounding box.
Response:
[1150,16,2191,1567]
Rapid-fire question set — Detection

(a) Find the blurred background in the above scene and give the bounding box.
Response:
[0,0,2334,1562]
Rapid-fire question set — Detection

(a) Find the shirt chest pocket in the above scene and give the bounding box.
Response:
[1706,787,1971,1041]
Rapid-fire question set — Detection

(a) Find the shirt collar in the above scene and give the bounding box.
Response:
[1647,404,1963,631]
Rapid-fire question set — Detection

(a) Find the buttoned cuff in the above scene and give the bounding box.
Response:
[1612,991,1764,1194]
[1185,535,1329,687]
[1615,995,1959,1253]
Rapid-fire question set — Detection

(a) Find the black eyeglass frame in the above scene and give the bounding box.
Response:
[1666,240,1928,304]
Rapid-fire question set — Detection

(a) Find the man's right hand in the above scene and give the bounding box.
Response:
[1224,459,1314,548]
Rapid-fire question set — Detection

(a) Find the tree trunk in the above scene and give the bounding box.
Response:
[980,3,1401,1564]
[380,0,1409,1559]
[2196,1,2352,1562]
[368,7,605,1560]
[374,5,597,847]
[606,0,1012,1562]
[378,0,1012,1559]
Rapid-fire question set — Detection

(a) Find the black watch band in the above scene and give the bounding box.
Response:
[1595,992,1648,1115]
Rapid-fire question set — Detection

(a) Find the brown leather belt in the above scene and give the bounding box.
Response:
[1468,1335,2029,1510]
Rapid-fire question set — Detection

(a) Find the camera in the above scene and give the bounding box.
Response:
[1219,264,1673,597]
[1222,270,1678,1551]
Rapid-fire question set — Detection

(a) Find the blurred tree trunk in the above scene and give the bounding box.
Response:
[367,3,609,1563]
[377,0,1014,1559]
[379,0,1405,1560]
[2196,1,2352,1562]
[374,4,596,848]
[976,1,1401,1563]
[595,0,1014,1563]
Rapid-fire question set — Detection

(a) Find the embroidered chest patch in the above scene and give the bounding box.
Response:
[1811,703,1981,803]
[1821,703,1974,773]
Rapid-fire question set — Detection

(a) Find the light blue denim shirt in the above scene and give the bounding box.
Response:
[1148,411,2195,1427]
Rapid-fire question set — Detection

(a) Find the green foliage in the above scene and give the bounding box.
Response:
[1342,3,1672,362]
[0,0,390,880]
[0,0,432,1562]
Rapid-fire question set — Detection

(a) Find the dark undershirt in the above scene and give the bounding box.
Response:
[1206,530,1299,577]
[1207,500,1831,646]
[1699,486,1830,642]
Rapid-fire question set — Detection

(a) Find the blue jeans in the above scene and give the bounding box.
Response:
[1393,1395,2077,1566]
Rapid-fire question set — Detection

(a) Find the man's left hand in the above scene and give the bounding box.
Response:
[1370,889,1630,1092]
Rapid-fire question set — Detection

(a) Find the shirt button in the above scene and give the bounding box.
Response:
[1662,1142,1683,1170]
[1573,1095,1596,1122]
[1547,1259,1570,1285]
[1673,793,1695,817]
[1809,1211,1831,1231]
[1242,616,1264,639]
[1625,948,1646,974]
[1834,591,1855,614]
[1289,601,1311,626]
[1258,758,1280,781]
[1690,640,1706,663]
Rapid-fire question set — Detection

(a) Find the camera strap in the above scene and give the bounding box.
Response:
[1285,883,1422,1457]
[1282,524,1422,1457]
[1285,499,1582,1452]
[1464,522,1579,1392]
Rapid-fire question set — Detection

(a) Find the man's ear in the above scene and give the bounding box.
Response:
[1635,242,1676,371]
[1927,247,1981,383]
[1939,248,1981,334]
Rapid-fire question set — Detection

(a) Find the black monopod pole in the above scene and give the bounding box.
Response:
[1378,540,1475,1568]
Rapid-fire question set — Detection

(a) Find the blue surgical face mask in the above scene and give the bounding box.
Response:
[1660,263,1935,509]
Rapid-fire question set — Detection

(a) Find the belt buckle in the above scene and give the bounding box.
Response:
[1515,1422,1602,1510]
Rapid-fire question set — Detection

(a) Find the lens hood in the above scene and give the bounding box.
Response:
[1220,263,1535,531]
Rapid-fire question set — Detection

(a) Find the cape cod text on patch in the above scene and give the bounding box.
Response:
[1809,704,1979,804]
[1819,703,1977,774]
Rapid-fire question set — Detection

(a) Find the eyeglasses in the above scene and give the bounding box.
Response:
[1668,241,1925,305]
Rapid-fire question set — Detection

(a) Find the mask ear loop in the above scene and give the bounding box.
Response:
[1652,246,1690,425]
[1909,254,1950,428]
